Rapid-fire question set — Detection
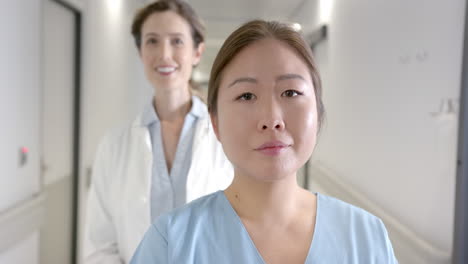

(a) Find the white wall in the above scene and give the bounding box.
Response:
[295,0,464,262]
[0,1,42,263]
[80,0,145,170]
[42,0,76,186]
[0,0,41,213]
[0,232,40,264]
[79,0,152,176]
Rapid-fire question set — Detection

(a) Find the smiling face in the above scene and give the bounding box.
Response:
[211,38,318,182]
[139,11,204,93]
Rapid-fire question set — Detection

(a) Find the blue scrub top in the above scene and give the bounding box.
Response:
[130,191,398,263]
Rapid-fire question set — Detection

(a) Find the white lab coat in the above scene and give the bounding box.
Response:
[83,112,233,264]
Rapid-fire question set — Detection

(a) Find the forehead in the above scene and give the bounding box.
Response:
[220,38,312,86]
[141,11,191,35]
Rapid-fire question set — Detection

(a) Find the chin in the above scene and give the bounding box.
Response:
[230,155,300,182]
[250,165,298,183]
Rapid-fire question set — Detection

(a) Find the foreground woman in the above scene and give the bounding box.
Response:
[130,20,397,264]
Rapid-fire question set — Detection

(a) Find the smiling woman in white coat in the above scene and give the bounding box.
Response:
[82,1,233,263]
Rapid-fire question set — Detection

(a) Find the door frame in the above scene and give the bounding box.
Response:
[453,2,468,263]
[46,1,81,263]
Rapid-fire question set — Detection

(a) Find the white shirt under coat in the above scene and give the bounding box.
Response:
[143,96,206,222]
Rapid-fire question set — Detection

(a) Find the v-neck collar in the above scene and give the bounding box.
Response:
[142,95,207,127]
[219,191,320,264]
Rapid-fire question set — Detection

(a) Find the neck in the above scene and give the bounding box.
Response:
[225,171,303,225]
[153,88,192,121]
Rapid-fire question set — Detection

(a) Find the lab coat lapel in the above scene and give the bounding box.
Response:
[121,115,153,259]
[186,118,213,202]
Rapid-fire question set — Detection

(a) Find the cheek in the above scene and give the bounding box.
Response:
[288,102,318,146]
[218,106,244,138]
[141,51,154,67]
[216,103,254,152]
[177,49,194,66]
[304,107,318,135]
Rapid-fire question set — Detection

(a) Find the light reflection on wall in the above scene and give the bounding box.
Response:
[107,0,122,22]
[319,0,333,24]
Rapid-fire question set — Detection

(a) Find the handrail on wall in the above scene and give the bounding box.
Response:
[0,194,45,254]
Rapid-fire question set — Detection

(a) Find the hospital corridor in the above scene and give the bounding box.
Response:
[1,0,468,263]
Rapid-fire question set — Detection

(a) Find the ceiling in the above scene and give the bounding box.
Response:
[188,0,309,82]
[190,0,307,39]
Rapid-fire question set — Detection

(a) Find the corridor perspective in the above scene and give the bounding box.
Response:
[1,0,467,263]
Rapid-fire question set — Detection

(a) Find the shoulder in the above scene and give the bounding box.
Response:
[153,191,225,235]
[139,191,229,262]
[316,194,396,259]
[317,193,387,234]
[97,113,147,153]
[317,194,380,223]
[155,191,224,224]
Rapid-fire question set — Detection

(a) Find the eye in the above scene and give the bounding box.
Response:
[236,92,256,101]
[146,38,157,45]
[172,37,184,46]
[282,90,303,97]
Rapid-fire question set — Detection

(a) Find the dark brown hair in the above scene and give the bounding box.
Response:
[131,0,205,49]
[207,20,325,130]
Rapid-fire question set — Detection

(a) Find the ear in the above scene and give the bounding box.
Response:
[192,42,205,66]
[210,112,221,141]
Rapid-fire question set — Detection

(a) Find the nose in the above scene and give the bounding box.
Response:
[256,99,285,132]
[257,119,285,131]
[158,41,172,60]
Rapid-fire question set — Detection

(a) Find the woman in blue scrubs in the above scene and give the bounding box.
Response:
[130,20,398,264]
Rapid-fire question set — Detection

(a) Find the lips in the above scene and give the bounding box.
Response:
[255,140,291,156]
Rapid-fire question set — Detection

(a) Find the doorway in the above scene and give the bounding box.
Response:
[40,0,81,263]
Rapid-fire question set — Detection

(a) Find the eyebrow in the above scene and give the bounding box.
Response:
[227,77,257,88]
[276,73,306,82]
[143,32,184,38]
[227,74,306,88]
